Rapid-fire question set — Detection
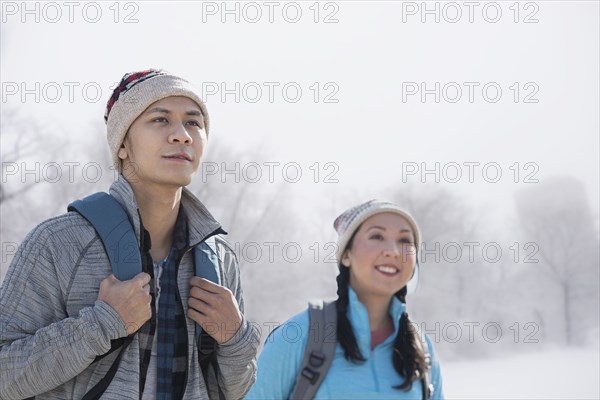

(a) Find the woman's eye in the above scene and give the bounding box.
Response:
[370,234,383,240]
[399,238,414,245]
[187,120,202,127]
[153,117,167,123]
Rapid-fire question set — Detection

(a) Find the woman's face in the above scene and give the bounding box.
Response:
[342,212,417,301]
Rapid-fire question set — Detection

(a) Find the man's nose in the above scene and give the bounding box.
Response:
[169,122,192,144]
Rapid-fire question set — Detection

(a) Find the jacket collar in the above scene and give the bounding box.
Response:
[109,174,224,247]
[347,286,406,354]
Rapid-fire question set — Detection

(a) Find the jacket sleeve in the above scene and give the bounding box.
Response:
[0,220,128,399]
[214,239,260,400]
[426,334,445,400]
[244,310,309,400]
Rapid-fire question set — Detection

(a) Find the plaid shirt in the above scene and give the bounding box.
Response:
[141,207,190,399]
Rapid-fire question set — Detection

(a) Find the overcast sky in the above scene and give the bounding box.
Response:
[1,1,598,231]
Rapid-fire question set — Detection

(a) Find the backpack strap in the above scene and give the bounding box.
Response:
[412,322,434,400]
[290,300,337,400]
[80,341,132,400]
[194,235,225,400]
[68,192,141,400]
[193,237,221,346]
[68,192,142,280]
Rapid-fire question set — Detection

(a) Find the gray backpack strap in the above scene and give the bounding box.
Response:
[290,300,337,400]
[413,322,433,400]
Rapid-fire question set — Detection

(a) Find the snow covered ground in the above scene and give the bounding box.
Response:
[443,346,600,399]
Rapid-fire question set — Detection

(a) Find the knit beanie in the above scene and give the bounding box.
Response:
[104,69,209,170]
[333,199,422,292]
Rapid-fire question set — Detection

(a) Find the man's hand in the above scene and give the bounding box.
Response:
[187,277,243,344]
[98,272,152,335]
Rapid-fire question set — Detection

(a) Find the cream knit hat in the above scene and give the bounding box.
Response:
[104,69,209,170]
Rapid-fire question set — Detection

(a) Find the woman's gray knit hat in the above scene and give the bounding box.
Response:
[104,69,209,170]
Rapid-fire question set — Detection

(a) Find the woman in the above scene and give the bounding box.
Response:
[247,200,444,399]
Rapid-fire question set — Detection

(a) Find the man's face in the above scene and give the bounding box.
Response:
[118,96,207,188]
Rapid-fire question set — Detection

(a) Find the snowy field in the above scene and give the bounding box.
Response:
[443,346,600,399]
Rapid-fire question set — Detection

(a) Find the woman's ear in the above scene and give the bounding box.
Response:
[341,251,351,267]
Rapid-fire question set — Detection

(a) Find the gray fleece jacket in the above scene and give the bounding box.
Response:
[0,175,259,399]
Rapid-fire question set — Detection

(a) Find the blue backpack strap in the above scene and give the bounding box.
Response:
[68,192,142,400]
[194,237,221,285]
[193,236,221,346]
[194,236,226,400]
[68,192,142,281]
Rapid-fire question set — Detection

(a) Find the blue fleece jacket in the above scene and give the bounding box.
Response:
[246,288,444,399]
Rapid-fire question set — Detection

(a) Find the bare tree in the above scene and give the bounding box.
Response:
[0,112,111,282]
[0,107,56,204]
[385,183,486,319]
[515,176,600,345]
[186,138,307,325]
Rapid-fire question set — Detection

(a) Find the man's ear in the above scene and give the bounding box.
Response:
[117,143,128,160]
[117,134,129,160]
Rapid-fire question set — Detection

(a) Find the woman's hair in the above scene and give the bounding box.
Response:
[336,229,428,391]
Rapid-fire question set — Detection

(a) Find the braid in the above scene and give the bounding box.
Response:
[392,286,428,391]
[336,266,366,363]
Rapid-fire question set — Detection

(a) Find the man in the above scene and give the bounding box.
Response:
[0,69,259,399]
